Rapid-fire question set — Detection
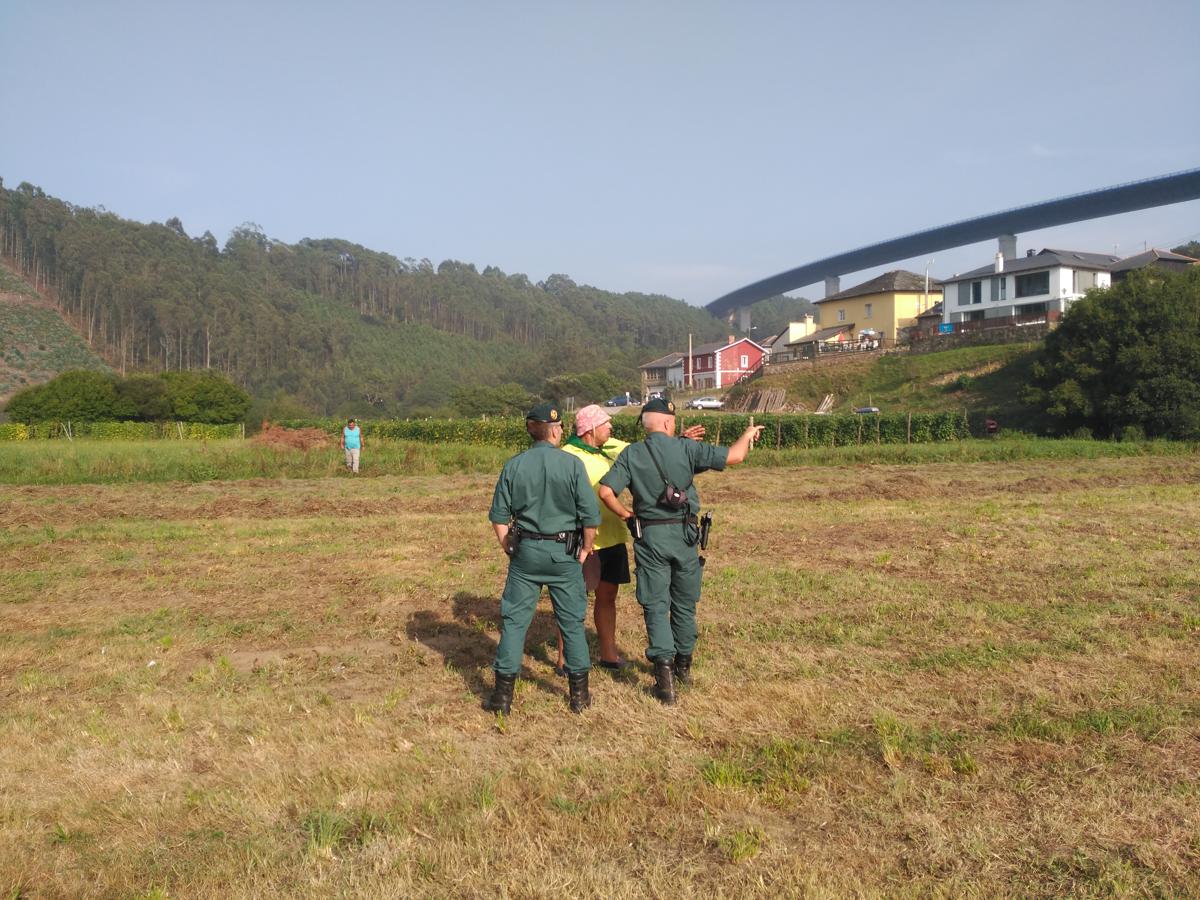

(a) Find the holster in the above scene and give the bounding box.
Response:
[564,528,583,557]
[506,524,522,556]
[627,517,644,541]
[699,511,712,550]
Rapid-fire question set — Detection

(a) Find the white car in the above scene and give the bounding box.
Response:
[687,396,723,410]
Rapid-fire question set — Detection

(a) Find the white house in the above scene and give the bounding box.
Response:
[941,248,1118,324]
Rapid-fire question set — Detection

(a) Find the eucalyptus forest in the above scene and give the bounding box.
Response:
[1,179,803,417]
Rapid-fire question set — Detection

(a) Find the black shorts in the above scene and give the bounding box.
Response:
[596,543,631,585]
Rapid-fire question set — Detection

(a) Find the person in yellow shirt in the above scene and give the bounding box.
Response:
[556,403,702,672]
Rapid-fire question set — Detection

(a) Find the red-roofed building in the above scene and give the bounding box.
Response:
[682,336,765,391]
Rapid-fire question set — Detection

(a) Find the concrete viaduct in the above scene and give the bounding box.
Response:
[705,167,1200,329]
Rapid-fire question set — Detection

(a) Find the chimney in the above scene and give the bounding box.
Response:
[727,334,736,344]
[1026,249,1035,258]
[994,251,1004,273]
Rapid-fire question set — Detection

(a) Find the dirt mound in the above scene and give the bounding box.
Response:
[252,421,333,451]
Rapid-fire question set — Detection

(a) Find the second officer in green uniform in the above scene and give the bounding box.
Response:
[486,403,600,715]
[598,398,762,705]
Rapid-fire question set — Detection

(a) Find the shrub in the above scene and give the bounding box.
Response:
[5,370,251,425]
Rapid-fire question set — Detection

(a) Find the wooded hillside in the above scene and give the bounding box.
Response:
[0,179,738,416]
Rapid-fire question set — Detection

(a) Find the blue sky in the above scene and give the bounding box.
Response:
[2,0,1198,305]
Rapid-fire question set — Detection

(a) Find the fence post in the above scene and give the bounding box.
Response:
[907,412,912,444]
[776,419,782,450]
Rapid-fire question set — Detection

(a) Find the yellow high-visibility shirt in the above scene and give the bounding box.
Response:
[562,437,629,550]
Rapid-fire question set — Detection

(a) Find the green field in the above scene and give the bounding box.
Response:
[1,446,1198,895]
[1,436,1195,485]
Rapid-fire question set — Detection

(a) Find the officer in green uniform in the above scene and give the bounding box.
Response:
[486,403,601,715]
[598,398,762,705]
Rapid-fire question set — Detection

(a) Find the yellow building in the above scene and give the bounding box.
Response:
[813,270,942,345]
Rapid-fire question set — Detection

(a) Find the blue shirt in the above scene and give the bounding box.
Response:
[343,426,361,450]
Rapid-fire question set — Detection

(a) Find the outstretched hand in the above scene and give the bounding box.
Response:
[681,424,706,441]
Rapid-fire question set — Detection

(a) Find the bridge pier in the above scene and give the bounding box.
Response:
[998,234,1017,260]
[824,275,840,298]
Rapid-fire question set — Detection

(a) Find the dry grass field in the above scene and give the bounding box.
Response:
[2,455,1198,897]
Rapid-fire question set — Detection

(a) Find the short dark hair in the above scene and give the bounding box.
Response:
[526,420,558,442]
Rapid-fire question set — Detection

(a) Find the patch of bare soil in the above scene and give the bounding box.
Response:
[252,421,333,451]
[928,361,1005,386]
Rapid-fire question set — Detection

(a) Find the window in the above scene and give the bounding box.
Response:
[740,354,748,368]
[864,303,873,318]
[958,283,971,306]
[971,281,983,304]
[838,309,846,322]
[999,277,1007,301]
[1015,271,1050,298]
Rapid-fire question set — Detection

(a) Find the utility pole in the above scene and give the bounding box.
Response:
[687,333,693,388]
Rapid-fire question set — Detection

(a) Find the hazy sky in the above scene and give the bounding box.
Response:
[2,0,1198,305]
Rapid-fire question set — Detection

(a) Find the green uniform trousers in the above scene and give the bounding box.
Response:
[494,540,590,676]
[633,523,702,663]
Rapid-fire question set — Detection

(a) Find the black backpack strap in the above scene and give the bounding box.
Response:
[645,439,694,493]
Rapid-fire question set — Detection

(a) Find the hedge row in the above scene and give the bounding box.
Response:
[278,411,970,449]
[0,421,244,441]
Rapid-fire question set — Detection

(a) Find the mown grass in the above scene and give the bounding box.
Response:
[1,435,1195,484]
[1,455,1197,896]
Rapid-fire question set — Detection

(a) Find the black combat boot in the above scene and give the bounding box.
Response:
[567,670,591,713]
[652,658,676,706]
[484,672,517,715]
[673,652,693,688]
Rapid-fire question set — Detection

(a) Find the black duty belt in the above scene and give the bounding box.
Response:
[642,516,697,527]
[518,530,570,541]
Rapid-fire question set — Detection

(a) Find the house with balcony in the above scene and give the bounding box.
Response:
[940,248,1118,324]
[814,270,942,345]
[639,352,685,396]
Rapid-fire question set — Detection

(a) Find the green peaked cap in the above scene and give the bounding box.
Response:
[526,403,562,423]
[641,397,675,415]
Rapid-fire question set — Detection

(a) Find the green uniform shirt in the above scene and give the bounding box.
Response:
[489,441,601,533]
[599,432,728,520]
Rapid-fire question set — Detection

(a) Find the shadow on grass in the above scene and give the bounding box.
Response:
[404,592,564,704]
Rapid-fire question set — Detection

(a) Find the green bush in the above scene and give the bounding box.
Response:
[5,370,250,425]
[1031,267,1200,439]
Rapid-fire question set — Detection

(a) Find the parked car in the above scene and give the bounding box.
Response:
[687,396,723,410]
[604,394,631,407]
[853,406,881,415]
